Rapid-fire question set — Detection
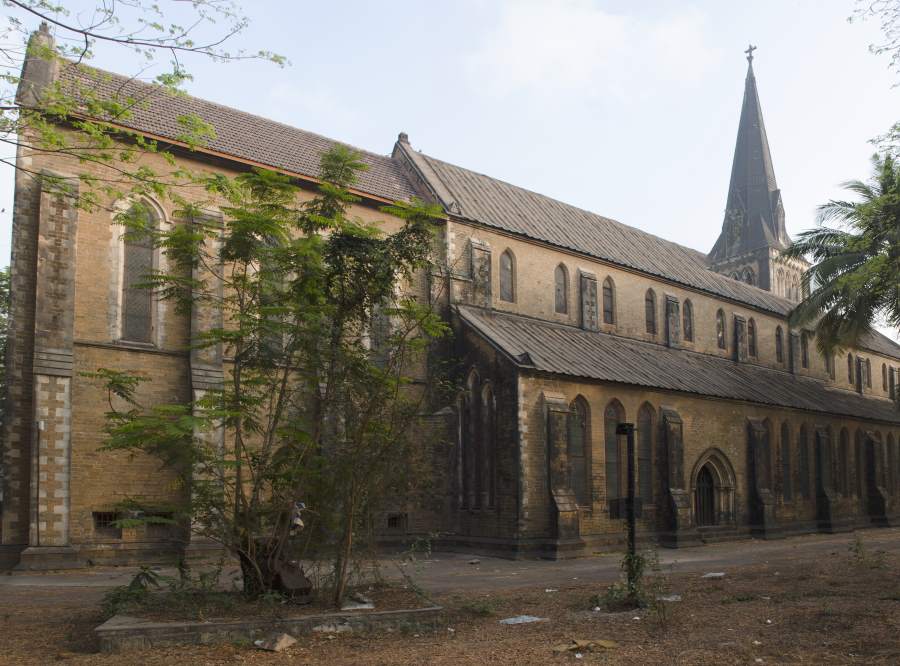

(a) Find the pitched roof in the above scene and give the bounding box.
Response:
[397,141,794,313]
[458,305,900,425]
[56,63,418,203]
[709,57,791,262]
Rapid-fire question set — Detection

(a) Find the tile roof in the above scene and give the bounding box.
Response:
[56,63,418,203]
[400,146,900,361]
[457,305,900,425]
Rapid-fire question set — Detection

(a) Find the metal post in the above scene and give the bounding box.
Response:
[617,422,636,600]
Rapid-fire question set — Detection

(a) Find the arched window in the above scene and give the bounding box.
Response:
[824,353,835,379]
[839,428,850,497]
[482,384,497,508]
[716,309,727,350]
[775,326,784,363]
[883,363,888,391]
[121,201,157,343]
[460,370,481,508]
[682,299,693,342]
[604,400,625,513]
[747,318,757,357]
[800,332,809,369]
[637,404,655,504]
[886,433,897,495]
[855,429,864,497]
[891,367,896,400]
[780,423,792,501]
[848,354,854,384]
[866,359,872,388]
[554,264,568,314]
[499,250,515,302]
[568,397,590,507]
[602,277,615,325]
[644,289,657,335]
[798,425,810,499]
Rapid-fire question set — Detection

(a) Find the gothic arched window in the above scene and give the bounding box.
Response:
[866,358,872,388]
[499,250,515,302]
[482,384,497,508]
[644,289,657,335]
[682,299,693,342]
[848,354,854,384]
[780,422,792,501]
[883,363,888,391]
[121,201,157,343]
[839,428,850,497]
[460,371,481,508]
[775,326,784,363]
[568,397,590,507]
[798,425,810,499]
[637,404,655,504]
[554,264,568,314]
[747,318,757,357]
[800,332,809,369]
[604,400,625,512]
[602,277,615,325]
[716,309,727,350]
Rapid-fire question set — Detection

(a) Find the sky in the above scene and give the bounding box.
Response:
[1,0,898,336]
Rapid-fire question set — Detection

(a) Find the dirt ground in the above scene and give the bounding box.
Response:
[1,535,899,665]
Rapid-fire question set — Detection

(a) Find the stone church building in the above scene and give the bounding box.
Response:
[2,27,900,568]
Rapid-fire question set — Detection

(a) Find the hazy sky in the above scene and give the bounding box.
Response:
[1,0,897,334]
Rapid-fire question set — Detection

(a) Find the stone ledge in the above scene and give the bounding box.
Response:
[95,605,444,653]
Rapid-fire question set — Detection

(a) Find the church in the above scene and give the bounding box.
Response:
[2,25,900,569]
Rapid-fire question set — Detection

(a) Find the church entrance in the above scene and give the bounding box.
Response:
[695,465,716,526]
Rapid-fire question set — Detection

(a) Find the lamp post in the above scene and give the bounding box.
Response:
[616,421,637,603]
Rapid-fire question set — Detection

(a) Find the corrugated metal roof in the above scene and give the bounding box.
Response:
[458,305,900,425]
[57,64,418,203]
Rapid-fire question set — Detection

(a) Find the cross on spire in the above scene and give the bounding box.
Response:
[745,43,757,63]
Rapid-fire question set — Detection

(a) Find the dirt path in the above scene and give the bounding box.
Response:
[1,528,898,664]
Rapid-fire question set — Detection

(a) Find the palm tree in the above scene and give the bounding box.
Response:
[784,153,900,353]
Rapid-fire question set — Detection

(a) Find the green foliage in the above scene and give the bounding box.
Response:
[460,597,500,617]
[848,533,888,568]
[784,153,900,354]
[1,2,283,215]
[101,566,163,618]
[89,146,450,605]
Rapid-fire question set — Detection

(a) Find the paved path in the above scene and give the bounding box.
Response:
[3,527,898,594]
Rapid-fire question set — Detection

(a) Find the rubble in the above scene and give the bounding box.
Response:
[254,632,297,652]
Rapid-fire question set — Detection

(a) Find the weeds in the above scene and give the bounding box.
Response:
[459,597,499,617]
[848,534,887,569]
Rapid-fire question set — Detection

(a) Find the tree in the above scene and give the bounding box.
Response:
[0,265,8,423]
[784,153,900,353]
[90,145,449,603]
[1,1,282,210]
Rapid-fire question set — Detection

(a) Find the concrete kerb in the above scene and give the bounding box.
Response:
[95,605,444,653]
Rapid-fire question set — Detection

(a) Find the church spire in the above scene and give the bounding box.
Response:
[709,46,790,264]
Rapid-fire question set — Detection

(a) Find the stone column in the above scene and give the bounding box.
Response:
[733,315,747,362]
[579,271,598,331]
[469,239,492,308]
[659,407,696,547]
[664,296,680,348]
[747,418,777,538]
[864,431,889,526]
[16,172,82,569]
[543,393,582,557]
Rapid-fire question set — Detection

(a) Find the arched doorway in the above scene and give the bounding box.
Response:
[695,465,716,526]
[691,449,737,528]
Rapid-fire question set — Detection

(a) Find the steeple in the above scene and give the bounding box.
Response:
[709,46,790,264]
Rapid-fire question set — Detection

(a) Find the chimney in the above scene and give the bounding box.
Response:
[16,22,59,108]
